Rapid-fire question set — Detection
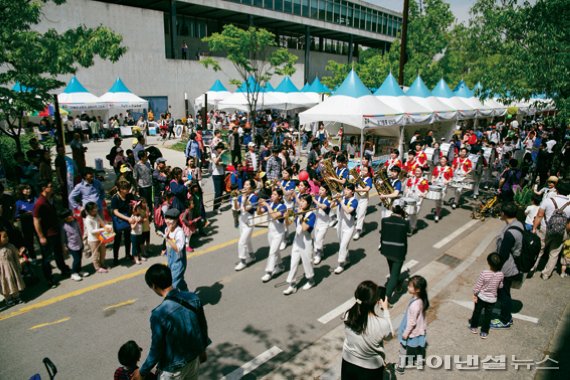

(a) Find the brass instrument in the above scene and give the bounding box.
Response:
[320,159,344,195]
[373,169,395,209]
[349,168,367,189]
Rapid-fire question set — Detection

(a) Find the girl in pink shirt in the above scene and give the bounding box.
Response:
[397,275,429,374]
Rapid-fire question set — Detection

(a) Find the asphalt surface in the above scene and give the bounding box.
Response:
[0,135,567,380]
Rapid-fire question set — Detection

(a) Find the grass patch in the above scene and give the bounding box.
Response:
[167,141,186,153]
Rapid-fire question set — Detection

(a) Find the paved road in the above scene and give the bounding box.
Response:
[0,136,566,379]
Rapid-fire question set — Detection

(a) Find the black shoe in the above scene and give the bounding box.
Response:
[47,279,58,289]
[113,259,119,267]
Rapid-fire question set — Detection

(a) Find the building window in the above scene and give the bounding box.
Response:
[284,0,292,13]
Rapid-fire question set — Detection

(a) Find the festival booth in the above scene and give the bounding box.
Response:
[100,78,149,136]
[268,76,318,111]
[299,70,403,168]
[194,79,231,111]
[432,79,477,120]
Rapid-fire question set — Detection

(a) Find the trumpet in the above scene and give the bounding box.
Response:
[373,169,394,209]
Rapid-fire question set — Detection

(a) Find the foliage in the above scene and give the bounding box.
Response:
[0,0,126,152]
[467,0,570,119]
[0,133,36,184]
[322,0,454,90]
[201,25,298,127]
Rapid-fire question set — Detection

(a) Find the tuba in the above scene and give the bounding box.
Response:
[320,159,344,195]
[349,168,367,189]
[373,169,394,209]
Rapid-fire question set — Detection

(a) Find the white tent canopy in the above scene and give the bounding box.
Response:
[406,76,458,121]
[99,78,148,110]
[57,77,107,110]
[194,80,231,110]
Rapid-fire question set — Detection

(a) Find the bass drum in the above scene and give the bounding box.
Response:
[426,185,443,200]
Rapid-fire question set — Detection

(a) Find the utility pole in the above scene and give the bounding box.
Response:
[398,0,410,86]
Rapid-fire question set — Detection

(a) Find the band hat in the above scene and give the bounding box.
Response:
[547,176,559,183]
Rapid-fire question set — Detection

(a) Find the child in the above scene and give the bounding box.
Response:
[61,209,88,281]
[164,208,188,291]
[130,201,146,265]
[313,185,331,265]
[114,340,155,380]
[470,253,504,338]
[82,202,109,274]
[283,193,316,295]
[0,227,25,307]
[14,184,36,260]
[397,275,429,374]
[524,196,541,231]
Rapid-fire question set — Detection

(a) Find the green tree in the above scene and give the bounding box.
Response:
[0,0,126,153]
[467,0,569,118]
[201,25,298,128]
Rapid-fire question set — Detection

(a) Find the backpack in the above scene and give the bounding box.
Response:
[545,199,570,237]
[507,225,541,272]
[153,204,165,228]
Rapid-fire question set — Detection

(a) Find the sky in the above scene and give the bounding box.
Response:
[367,0,474,24]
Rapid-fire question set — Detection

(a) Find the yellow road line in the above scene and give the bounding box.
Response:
[104,299,137,311]
[29,317,70,331]
[0,229,265,323]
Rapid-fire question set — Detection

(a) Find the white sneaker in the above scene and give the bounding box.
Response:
[313,255,322,265]
[261,273,272,283]
[80,271,90,277]
[353,231,361,240]
[302,280,315,290]
[279,241,287,251]
[272,265,285,276]
[334,265,345,274]
[451,203,457,209]
[234,260,247,271]
[561,272,567,278]
[434,215,439,223]
[283,285,297,295]
[378,243,382,251]
[71,273,82,282]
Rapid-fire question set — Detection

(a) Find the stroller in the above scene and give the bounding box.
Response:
[29,358,57,380]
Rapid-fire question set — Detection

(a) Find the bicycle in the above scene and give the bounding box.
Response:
[471,190,501,221]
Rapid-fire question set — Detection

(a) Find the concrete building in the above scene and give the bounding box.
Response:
[38,0,401,117]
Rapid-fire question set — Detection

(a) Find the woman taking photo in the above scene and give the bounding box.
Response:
[342,280,393,379]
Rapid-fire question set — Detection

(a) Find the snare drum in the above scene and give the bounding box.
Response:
[426,185,443,200]
[402,197,418,215]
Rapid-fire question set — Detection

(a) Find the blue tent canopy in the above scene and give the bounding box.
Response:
[300,82,311,92]
[236,76,263,93]
[264,82,275,92]
[308,77,331,94]
[431,79,455,98]
[453,81,474,98]
[62,77,90,94]
[332,70,372,98]
[209,79,228,92]
[12,82,33,93]
[374,72,405,97]
[107,78,132,93]
[406,76,432,98]
[275,76,300,93]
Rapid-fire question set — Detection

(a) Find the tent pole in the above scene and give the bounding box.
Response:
[360,119,364,165]
[398,124,405,157]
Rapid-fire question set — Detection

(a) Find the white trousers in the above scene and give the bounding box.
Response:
[265,227,285,273]
[337,221,355,263]
[238,213,254,260]
[313,224,329,253]
[286,242,314,284]
[355,197,369,232]
[407,198,423,230]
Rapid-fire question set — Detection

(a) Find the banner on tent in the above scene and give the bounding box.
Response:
[62,103,108,111]
[365,114,404,127]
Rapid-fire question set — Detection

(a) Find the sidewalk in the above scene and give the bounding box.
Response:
[262,218,570,379]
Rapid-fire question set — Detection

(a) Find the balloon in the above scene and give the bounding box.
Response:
[298,170,309,181]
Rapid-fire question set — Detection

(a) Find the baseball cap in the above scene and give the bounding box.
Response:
[165,208,180,219]
[116,147,123,153]
[156,157,167,163]
[248,142,256,147]
[547,176,559,183]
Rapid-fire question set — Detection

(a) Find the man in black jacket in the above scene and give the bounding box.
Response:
[380,200,409,303]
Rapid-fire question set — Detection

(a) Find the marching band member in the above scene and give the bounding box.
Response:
[258,189,287,283]
[280,168,297,250]
[234,179,258,271]
[404,168,429,234]
[450,147,473,209]
[384,149,402,172]
[313,185,332,265]
[333,183,358,274]
[413,142,429,172]
[283,193,317,295]
[378,166,403,221]
[403,151,418,178]
[431,156,453,223]
[356,154,375,177]
[327,154,349,228]
[353,166,373,241]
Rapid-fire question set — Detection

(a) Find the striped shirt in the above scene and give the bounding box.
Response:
[473,270,504,303]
